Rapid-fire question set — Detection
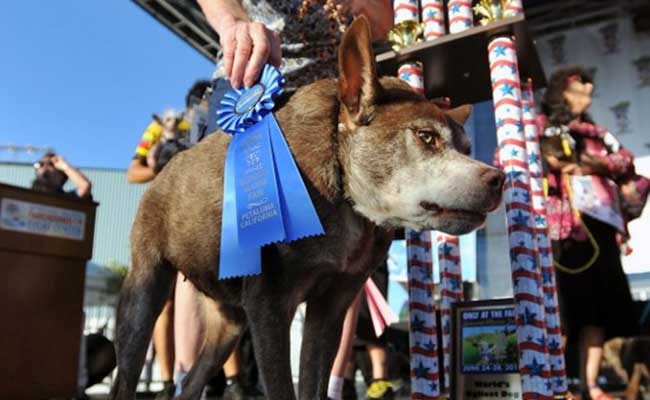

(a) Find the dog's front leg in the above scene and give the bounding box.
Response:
[243,280,297,400]
[298,276,365,400]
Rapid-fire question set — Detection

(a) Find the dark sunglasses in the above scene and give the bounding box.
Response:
[33,160,54,169]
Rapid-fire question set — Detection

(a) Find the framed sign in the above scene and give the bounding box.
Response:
[451,299,521,400]
[0,197,86,241]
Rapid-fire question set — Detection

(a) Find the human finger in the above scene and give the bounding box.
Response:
[243,22,271,87]
[230,24,253,89]
[221,30,237,80]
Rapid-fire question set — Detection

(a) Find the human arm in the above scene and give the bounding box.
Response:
[349,0,393,40]
[197,0,282,89]
[565,148,634,178]
[126,158,156,183]
[603,147,634,180]
[549,154,607,176]
[51,156,92,199]
[584,129,635,179]
[543,154,576,173]
[127,120,163,183]
[566,122,635,179]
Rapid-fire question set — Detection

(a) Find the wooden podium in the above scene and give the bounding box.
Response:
[0,183,98,399]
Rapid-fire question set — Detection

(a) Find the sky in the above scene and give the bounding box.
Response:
[0,1,213,169]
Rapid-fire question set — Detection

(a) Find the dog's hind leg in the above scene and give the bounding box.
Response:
[178,296,246,400]
[109,257,176,400]
[298,276,364,400]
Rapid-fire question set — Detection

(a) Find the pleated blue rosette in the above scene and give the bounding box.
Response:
[217,64,324,279]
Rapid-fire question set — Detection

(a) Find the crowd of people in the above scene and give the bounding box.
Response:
[25,1,649,399]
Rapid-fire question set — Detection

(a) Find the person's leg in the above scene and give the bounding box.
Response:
[221,349,248,399]
[153,297,175,398]
[223,350,240,380]
[367,345,387,380]
[328,292,362,400]
[579,326,610,399]
[365,344,394,399]
[173,273,207,395]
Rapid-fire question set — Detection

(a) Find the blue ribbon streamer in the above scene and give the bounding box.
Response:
[219,138,261,278]
[217,65,324,279]
[266,114,324,242]
[233,116,285,248]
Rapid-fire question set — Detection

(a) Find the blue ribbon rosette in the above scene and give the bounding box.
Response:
[216,65,324,279]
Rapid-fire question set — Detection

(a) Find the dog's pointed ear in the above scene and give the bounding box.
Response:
[338,16,380,126]
[446,104,473,125]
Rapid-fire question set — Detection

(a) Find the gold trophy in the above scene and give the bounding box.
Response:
[387,20,425,52]
[473,0,518,25]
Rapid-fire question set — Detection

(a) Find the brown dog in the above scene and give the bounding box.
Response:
[110,17,504,400]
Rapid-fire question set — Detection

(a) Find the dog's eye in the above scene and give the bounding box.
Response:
[417,130,436,145]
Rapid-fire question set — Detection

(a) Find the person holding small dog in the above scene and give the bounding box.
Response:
[539,66,648,400]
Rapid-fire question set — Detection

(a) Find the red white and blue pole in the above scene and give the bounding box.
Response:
[522,81,568,397]
[488,35,554,399]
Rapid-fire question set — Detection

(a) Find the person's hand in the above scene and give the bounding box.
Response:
[348,0,394,39]
[546,155,575,173]
[51,155,70,173]
[578,153,608,176]
[218,17,281,89]
[561,162,579,175]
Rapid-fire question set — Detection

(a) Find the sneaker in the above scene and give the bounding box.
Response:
[365,379,394,400]
[222,381,246,400]
[155,380,176,400]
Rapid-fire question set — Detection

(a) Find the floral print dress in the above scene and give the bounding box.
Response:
[539,117,634,241]
[212,0,352,90]
[538,115,639,341]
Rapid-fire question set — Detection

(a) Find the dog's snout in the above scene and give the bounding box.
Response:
[481,168,505,192]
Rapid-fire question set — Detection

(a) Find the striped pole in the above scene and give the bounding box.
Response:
[447,0,473,34]
[399,60,440,399]
[488,35,554,399]
[421,0,445,41]
[406,230,440,400]
[398,62,425,97]
[436,233,463,394]
[394,0,419,24]
[505,0,525,17]
[522,81,568,397]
